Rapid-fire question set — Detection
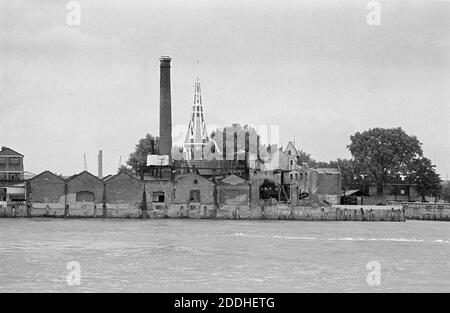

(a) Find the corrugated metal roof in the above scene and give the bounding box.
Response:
[316,168,340,174]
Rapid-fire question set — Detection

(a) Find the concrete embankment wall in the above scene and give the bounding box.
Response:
[332,205,405,222]
[0,203,405,221]
[0,204,28,217]
[401,203,450,221]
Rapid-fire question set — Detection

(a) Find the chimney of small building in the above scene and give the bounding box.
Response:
[1,146,6,151]
[233,131,238,161]
[256,135,260,160]
[223,128,227,161]
[159,56,172,163]
[98,150,103,179]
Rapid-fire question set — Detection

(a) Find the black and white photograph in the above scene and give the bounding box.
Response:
[0,0,449,300]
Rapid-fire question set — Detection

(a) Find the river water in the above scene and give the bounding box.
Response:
[0,219,448,292]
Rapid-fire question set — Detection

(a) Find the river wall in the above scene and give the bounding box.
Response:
[0,202,406,221]
[401,203,450,221]
[4,170,449,222]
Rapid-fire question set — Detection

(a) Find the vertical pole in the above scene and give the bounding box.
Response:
[233,131,237,161]
[159,56,172,163]
[223,128,227,161]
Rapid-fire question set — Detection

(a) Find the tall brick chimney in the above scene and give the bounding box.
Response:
[159,56,172,163]
[98,150,103,179]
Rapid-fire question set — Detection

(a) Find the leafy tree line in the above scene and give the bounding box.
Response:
[317,128,442,201]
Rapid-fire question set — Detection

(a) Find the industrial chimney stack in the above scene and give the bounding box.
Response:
[98,150,103,179]
[159,56,172,163]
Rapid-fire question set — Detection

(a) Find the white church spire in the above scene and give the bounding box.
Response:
[184,74,209,160]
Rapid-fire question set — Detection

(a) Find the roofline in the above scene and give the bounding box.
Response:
[0,147,24,157]
[105,170,141,183]
[64,170,103,183]
[28,170,65,182]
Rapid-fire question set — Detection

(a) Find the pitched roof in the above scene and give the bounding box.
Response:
[343,189,361,196]
[284,141,299,156]
[104,170,141,183]
[64,170,103,183]
[0,147,23,157]
[217,174,249,186]
[23,171,36,180]
[28,170,65,182]
[102,174,113,181]
[316,168,341,175]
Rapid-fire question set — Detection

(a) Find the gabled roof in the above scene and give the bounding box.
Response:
[0,147,23,157]
[65,170,103,183]
[28,170,65,182]
[104,170,141,183]
[217,174,249,186]
[23,171,36,180]
[102,174,113,181]
[343,189,362,196]
[316,168,341,175]
[284,141,299,156]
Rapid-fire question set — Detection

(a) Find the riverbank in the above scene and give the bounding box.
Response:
[2,202,449,221]
[0,203,406,221]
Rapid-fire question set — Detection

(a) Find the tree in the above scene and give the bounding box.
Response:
[117,165,134,175]
[410,157,442,201]
[296,150,316,166]
[126,134,159,176]
[348,127,423,192]
[347,127,442,199]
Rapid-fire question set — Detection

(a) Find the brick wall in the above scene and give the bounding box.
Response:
[66,171,103,204]
[317,172,341,195]
[145,180,173,204]
[105,171,143,204]
[173,173,214,204]
[217,186,250,205]
[249,171,282,205]
[28,171,65,203]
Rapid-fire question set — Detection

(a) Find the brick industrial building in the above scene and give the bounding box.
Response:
[0,146,29,202]
[23,163,341,219]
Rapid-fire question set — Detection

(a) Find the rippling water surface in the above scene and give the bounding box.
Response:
[0,219,448,292]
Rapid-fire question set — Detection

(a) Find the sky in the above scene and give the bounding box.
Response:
[1,0,449,178]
